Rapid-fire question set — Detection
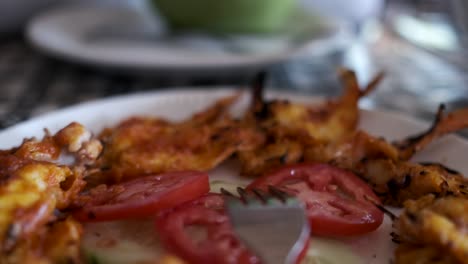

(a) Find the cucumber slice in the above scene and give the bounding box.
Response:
[302,238,363,264]
[82,218,163,264]
[209,180,244,194]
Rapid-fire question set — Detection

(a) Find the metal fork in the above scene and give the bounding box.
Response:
[222,187,310,264]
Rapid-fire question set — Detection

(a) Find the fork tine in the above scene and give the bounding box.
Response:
[251,188,269,203]
[268,185,289,203]
[224,186,293,205]
[236,186,247,197]
[237,187,252,204]
[220,187,235,197]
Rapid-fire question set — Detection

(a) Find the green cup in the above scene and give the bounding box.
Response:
[150,0,297,34]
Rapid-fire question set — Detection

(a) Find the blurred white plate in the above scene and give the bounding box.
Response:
[0,88,467,263]
[26,5,349,74]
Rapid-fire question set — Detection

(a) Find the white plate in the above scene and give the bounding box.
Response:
[26,5,349,74]
[1,89,467,263]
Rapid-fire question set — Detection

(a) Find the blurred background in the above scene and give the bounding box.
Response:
[0,0,467,128]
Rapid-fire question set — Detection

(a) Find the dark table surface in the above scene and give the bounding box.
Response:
[0,37,264,129]
[0,33,348,129]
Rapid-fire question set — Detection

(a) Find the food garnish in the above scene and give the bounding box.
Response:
[247,163,384,236]
[73,171,210,222]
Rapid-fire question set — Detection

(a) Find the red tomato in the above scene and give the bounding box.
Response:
[74,171,210,221]
[247,164,384,236]
[156,194,310,264]
[155,194,261,264]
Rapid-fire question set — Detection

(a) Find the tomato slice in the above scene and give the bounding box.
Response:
[247,163,384,236]
[155,194,260,264]
[74,171,210,221]
[156,194,310,264]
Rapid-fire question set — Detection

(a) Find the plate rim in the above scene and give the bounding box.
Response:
[26,5,351,71]
[1,87,466,146]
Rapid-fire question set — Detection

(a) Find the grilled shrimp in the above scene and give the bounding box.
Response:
[0,123,101,262]
[238,69,383,177]
[96,93,264,184]
[394,195,468,264]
